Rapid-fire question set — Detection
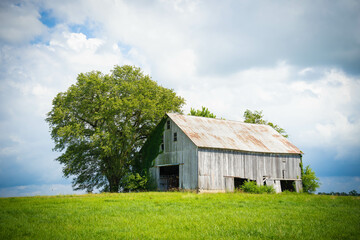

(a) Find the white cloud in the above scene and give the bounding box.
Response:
[0,1,46,43]
[50,32,104,52]
[177,63,360,164]
[288,70,360,153]
[0,146,18,156]
[160,0,200,13]
[298,67,314,76]
[157,49,197,83]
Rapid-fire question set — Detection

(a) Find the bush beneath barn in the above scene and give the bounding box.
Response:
[122,173,148,192]
[239,180,275,194]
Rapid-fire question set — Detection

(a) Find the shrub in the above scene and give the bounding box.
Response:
[123,173,148,192]
[260,185,276,194]
[240,180,257,193]
[240,180,275,194]
[302,165,320,193]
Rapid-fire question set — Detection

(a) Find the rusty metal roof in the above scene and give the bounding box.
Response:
[167,113,301,154]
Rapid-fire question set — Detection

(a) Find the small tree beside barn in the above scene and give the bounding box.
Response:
[149,113,303,193]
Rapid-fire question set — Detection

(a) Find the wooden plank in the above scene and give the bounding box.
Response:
[197,148,302,191]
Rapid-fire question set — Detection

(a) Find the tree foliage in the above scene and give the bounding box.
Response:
[122,173,148,192]
[131,118,167,191]
[243,109,288,138]
[134,118,166,173]
[301,165,320,193]
[46,65,185,192]
[189,106,217,118]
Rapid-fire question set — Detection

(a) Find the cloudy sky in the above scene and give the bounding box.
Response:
[0,0,359,197]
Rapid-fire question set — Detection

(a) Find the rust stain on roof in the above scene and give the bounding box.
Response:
[247,135,270,152]
[278,138,300,153]
[188,132,201,140]
[167,113,302,154]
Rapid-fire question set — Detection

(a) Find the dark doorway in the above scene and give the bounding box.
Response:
[234,178,248,190]
[159,165,179,191]
[280,180,295,192]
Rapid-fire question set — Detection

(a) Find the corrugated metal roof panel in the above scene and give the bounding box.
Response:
[167,113,301,154]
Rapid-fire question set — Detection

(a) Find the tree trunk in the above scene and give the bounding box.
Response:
[108,176,120,192]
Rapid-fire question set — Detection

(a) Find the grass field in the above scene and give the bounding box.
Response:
[0,192,359,239]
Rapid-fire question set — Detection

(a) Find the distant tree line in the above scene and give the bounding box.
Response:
[318,190,359,196]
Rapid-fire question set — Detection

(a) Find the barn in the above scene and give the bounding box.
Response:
[149,113,303,193]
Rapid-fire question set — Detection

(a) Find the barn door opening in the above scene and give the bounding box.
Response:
[159,165,179,191]
[280,180,295,192]
[234,178,248,190]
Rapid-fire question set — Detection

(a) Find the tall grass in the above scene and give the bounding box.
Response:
[0,192,359,239]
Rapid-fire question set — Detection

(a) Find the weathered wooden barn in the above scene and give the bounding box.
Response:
[150,113,303,193]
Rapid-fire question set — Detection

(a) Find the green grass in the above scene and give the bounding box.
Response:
[0,192,359,239]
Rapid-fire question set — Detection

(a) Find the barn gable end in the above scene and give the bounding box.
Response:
[150,116,198,191]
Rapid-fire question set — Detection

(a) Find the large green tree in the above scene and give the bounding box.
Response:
[46,65,185,192]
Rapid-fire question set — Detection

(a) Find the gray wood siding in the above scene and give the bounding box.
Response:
[198,148,302,191]
[151,118,198,189]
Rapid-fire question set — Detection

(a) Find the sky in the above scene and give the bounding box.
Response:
[0,0,359,197]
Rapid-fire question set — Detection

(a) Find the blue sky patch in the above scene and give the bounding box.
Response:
[117,41,132,55]
[30,35,48,45]
[39,10,57,28]
[69,23,95,38]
